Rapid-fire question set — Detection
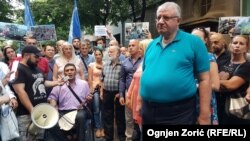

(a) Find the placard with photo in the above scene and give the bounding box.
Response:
[28,25,57,41]
[0,22,27,41]
[125,22,149,41]
[218,17,250,35]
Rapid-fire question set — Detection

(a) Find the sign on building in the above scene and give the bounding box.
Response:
[28,25,57,41]
[0,22,27,41]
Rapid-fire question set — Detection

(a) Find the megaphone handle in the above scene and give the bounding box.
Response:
[26,122,32,136]
[27,121,39,137]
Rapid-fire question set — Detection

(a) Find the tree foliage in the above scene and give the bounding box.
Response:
[0,0,14,22]
[108,0,130,24]
[31,0,73,40]
[0,0,155,40]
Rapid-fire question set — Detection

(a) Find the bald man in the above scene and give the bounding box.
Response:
[119,39,143,141]
[210,33,231,71]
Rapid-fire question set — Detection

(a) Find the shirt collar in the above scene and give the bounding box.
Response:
[128,56,142,62]
[80,54,89,59]
[156,29,182,47]
[66,78,77,86]
[49,59,55,63]
[109,60,121,66]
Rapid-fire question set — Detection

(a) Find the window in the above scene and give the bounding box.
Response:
[201,0,212,16]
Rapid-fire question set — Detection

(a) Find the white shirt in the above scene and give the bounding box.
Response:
[0,62,15,99]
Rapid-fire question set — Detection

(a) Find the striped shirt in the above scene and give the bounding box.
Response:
[102,61,122,91]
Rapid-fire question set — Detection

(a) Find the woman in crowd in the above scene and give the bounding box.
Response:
[3,46,17,69]
[191,27,220,124]
[219,35,250,124]
[53,40,65,60]
[0,61,18,108]
[53,42,85,81]
[88,48,104,138]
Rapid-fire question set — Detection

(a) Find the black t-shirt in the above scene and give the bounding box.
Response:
[216,50,231,72]
[216,62,250,124]
[219,62,250,93]
[13,63,47,116]
[217,61,250,107]
[221,63,240,79]
[233,62,250,93]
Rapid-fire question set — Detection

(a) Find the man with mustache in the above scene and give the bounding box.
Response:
[48,63,92,141]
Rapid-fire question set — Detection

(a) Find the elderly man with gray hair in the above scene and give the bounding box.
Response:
[140,1,211,125]
[101,45,126,141]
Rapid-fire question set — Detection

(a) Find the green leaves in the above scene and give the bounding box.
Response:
[0,0,14,22]
[1,0,149,40]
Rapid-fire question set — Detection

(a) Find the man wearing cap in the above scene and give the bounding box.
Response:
[12,46,63,141]
[13,36,49,76]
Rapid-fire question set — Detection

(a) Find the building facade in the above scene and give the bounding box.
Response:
[144,0,241,38]
[111,0,250,45]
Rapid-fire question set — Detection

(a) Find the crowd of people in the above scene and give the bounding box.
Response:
[0,1,250,141]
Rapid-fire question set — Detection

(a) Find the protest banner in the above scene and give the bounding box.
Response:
[94,25,107,36]
[28,25,57,41]
[0,22,27,41]
[125,22,149,41]
[218,17,250,36]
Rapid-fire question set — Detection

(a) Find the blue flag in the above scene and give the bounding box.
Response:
[24,0,35,26]
[68,0,81,43]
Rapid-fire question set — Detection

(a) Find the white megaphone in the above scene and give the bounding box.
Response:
[28,103,59,135]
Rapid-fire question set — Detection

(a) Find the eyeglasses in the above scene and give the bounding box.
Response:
[155,16,178,22]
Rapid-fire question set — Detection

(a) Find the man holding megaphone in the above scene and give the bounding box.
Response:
[47,63,93,141]
[12,46,65,141]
